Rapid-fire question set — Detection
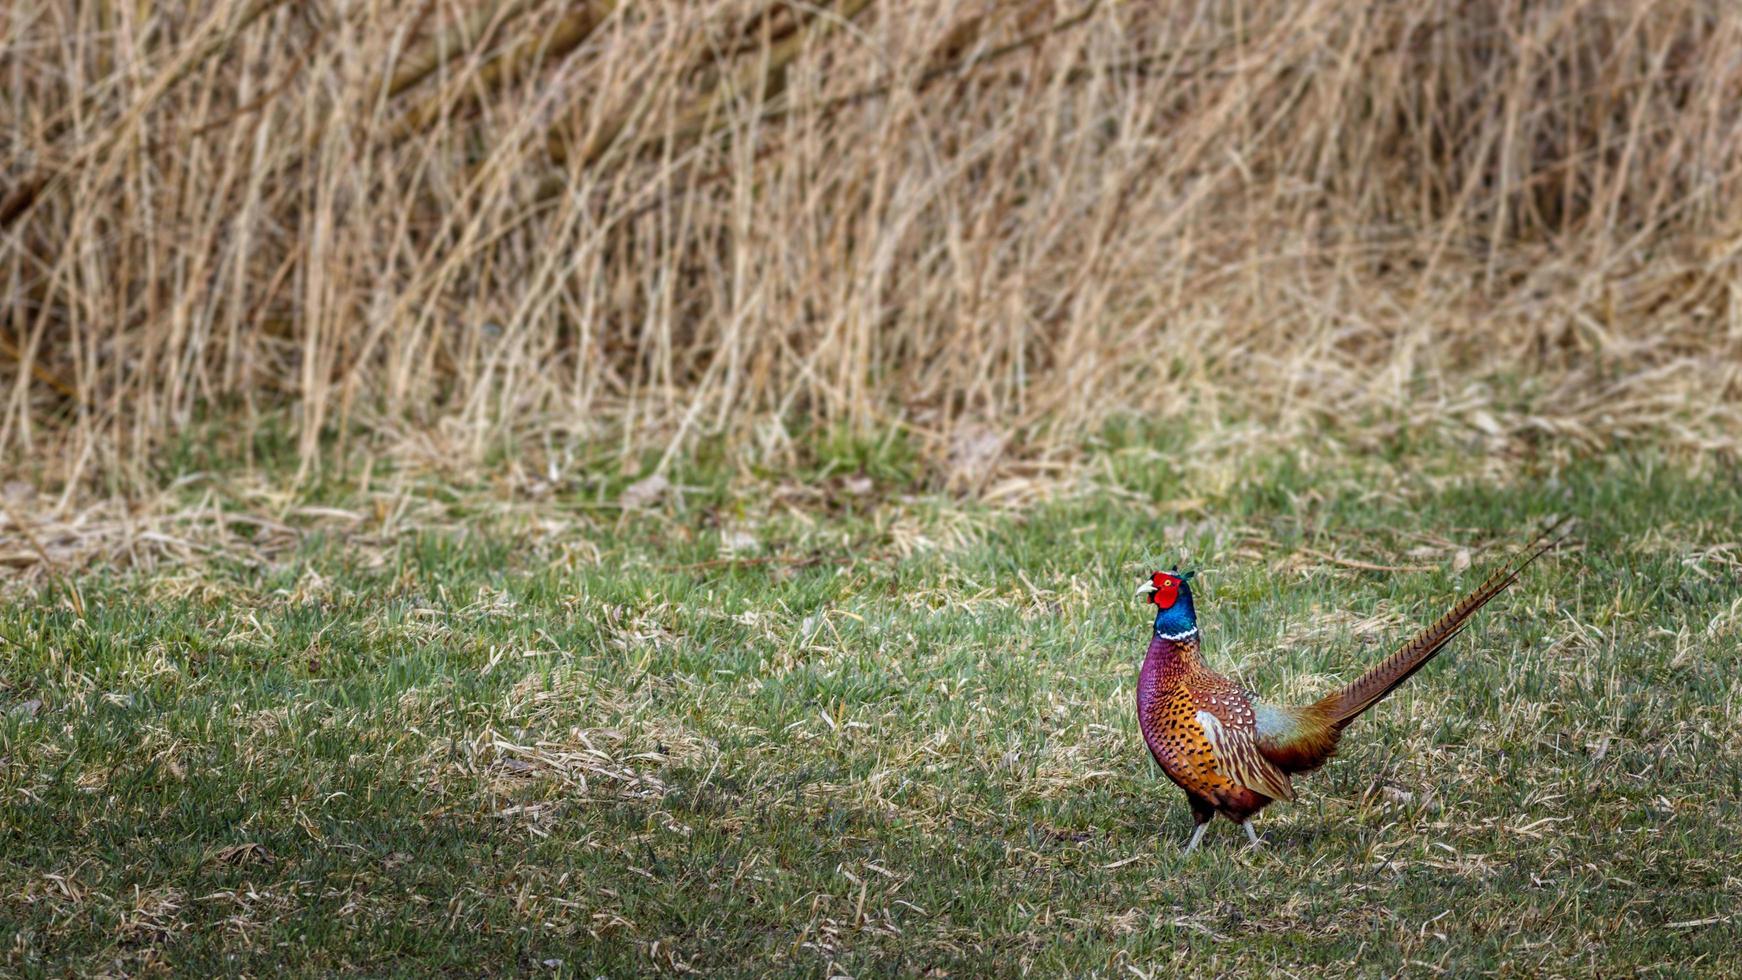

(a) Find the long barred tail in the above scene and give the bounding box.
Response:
[1314,516,1570,727]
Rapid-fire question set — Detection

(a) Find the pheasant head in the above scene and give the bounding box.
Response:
[1137,567,1198,639]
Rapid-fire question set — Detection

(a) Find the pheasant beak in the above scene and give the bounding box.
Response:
[1135,581,1158,598]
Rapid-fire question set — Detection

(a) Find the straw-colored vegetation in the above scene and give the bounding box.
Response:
[5,0,1740,499]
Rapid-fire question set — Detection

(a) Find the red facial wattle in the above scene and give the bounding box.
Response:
[1152,573,1181,609]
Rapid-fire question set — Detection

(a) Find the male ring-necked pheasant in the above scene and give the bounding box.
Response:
[1135,525,1563,852]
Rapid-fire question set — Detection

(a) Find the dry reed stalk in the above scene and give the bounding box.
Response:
[1,0,1740,500]
[389,1,617,143]
[384,0,540,101]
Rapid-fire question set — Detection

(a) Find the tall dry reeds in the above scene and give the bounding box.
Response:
[4,0,1741,491]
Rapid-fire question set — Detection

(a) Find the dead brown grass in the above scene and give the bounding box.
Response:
[4,0,1741,492]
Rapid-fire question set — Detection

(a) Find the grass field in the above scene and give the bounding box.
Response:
[3,443,1738,976]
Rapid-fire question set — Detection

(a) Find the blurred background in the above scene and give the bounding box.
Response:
[4,0,1739,501]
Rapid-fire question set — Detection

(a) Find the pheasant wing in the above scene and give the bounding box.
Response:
[1195,709,1297,802]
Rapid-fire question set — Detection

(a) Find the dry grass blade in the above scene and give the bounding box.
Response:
[1296,549,1436,575]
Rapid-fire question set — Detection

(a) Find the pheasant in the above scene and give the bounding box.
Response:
[1134,525,1564,853]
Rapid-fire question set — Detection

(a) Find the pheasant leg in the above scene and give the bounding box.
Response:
[1182,822,1210,854]
[1242,821,1263,849]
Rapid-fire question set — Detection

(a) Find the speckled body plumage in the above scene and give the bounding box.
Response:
[1133,524,1565,851]
[1137,633,1276,825]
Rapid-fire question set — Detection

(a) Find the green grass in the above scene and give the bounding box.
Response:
[3,448,1740,976]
